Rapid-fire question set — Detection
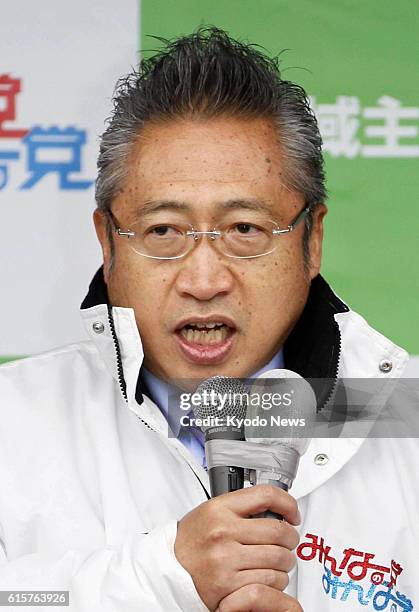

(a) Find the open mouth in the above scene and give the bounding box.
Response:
[174,318,237,365]
[179,322,232,345]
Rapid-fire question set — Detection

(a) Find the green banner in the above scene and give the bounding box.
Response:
[0,357,22,365]
[141,0,419,354]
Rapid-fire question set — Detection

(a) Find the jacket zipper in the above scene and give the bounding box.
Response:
[107,305,155,431]
[107,306,210,496]
[318,325,342,412]
[107,305,128,401]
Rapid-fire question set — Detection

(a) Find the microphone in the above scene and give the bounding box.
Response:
[245,369,316,519]
[193,376,248,497]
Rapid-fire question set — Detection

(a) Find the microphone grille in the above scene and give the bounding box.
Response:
[192,376,248,431]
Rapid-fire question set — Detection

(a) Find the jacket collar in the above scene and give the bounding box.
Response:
[81,266,109,310]
[80,266,350,408]
[80,267,409,500]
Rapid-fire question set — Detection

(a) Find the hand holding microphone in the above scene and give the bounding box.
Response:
[174,369,313,610]
[174,484,301,611]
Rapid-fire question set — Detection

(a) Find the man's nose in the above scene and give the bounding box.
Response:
[174,237,235,301]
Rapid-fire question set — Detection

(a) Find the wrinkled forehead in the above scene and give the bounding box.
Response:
[113,116,304,219]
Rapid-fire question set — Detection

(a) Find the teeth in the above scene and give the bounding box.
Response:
[181,325,230,345]
[194,322,223,329]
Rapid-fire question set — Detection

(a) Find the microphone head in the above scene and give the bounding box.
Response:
[245,368,316,456]
[192,375,248,433]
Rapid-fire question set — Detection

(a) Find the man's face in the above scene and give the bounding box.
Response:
[94,116,326,384]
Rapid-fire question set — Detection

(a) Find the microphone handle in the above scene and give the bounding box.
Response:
[209,465,244,497]
[206,425,245,497]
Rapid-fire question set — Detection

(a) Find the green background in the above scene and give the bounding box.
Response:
[141,0,419,353]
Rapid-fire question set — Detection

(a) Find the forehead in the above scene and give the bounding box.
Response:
[113,116,304,217]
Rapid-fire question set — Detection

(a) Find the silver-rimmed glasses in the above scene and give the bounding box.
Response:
[106,205,311,260]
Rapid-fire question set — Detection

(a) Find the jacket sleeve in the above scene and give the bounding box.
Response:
[0,520,208,612]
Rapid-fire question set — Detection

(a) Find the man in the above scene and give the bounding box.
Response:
[0,28,417,611]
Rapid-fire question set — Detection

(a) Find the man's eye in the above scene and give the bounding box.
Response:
[233,223,260,234]
[148,225,178,237]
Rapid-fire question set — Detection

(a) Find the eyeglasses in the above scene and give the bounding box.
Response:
[106,205,311,260]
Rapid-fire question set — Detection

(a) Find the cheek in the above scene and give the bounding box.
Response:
[106,254,151,311]
[244,253,308,327]
[130,270,173,332]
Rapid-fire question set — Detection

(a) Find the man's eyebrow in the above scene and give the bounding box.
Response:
[136,200,190,215]
[136,198,273,215]
[220,198,273,213]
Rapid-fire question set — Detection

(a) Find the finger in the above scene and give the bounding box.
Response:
[235,517,300,550]
[233,568,289,592]
[238,544,297,573]
[221,485,301,525]
[217,584,303,612]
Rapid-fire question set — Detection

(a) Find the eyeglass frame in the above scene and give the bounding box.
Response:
[105,204,312,260]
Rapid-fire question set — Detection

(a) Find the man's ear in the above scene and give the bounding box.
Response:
[308,203,327,280]
[93,208,112,284]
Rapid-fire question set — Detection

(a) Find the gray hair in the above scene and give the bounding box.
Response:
[96,27,326,266]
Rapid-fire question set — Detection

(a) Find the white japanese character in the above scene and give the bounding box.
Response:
[310,96,361,158]
[363,96,419,158]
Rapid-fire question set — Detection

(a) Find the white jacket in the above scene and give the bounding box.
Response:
[0,275,417,611]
